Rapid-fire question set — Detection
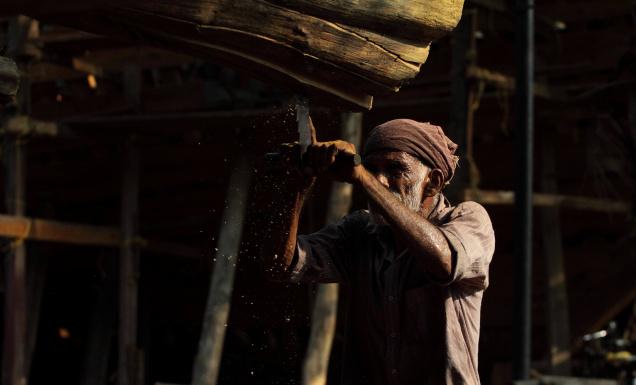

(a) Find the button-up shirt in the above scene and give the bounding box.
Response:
[288,195,495,385]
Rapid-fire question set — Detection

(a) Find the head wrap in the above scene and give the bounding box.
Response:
[363,119,459,183]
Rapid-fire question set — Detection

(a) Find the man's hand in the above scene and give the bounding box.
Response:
[279,116,361,186]
[303,140,360,183]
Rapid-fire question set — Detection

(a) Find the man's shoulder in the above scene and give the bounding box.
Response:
[436,199,492,226]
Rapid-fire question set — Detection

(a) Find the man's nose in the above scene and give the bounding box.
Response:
[375,173,390,189]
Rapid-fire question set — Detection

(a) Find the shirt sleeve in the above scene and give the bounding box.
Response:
[438,201,495,291]
[286,212,362,284]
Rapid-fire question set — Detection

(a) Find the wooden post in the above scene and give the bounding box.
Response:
[2,134,27,385]
[81,254,115,385]
[192,154,251,385]
[302,112,362,385]
[540,128,571,375]
[119,137,142,385]
[2,15,33,385]
[447,11,477,202]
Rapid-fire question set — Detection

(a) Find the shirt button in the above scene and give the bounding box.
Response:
[388,295,395,302]
[390,332,397,338]
[391,369,398,375]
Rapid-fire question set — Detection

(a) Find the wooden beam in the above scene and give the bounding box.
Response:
[192,153,251,385]
[72,47,194,77]
[466,65,566,100]
[0,214,120,246]
[303,112,362,385]
[118,137,143,385]
[28,61,86,83]
[5,115,60,136]
[463,189,631,213]
[0,213,202,257]
[268,0,463,43]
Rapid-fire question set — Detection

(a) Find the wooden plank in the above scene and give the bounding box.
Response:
[268,0,464,43]
[463,189,631,213]
[118,137,143,385]
[72,47,194,77]
[191,153,251,385]
[28,62,85,83]
[303,112,362,385]
[114,0,421,87]
[5,115,59,136]
[539,129,571,375]
[0,215,121,246]
[23,0,463,107]
[466,65,566,100]
[0,213,202,258]
[64,10,374,109]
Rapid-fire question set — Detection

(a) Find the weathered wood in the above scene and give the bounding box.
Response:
[0,214,120,246]
[463,189,632,213]
[466,65,566,100]
[119,137,142,385]
[192,154,251,385]
[72,47,193,77]
[0,213,202,257]
[269,0,464,43]
[539,129,571,375]
[16,0,462,108]
[5,115,59,136]
[303,112,362,385]
[107,1,421,88]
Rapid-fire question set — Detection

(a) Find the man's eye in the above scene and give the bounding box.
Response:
[388,165,404,174]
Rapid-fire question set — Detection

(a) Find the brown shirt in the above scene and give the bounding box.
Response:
[288,195,495,385]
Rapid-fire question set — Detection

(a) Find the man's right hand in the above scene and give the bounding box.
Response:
[282,116,361,185]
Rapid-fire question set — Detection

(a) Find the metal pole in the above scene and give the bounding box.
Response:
[513,0,534,380]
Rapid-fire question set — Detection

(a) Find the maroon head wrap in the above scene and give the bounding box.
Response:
[363,119,459,183]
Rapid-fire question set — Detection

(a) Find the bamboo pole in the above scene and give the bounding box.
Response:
[1,15,32,385]
[192,154,251,385]
[2,133,27,385]
[118,137,142,385]
[540,129,571,375]
[302,112,362,385]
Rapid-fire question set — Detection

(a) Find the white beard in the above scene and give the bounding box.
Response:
[369,176,425,225]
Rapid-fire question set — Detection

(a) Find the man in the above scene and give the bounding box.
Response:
[262,118,495,385]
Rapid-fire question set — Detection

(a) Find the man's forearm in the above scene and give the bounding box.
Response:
[356,167,453,280]
[261,186,307,278]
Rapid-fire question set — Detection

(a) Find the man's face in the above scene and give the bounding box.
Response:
[364,150,430,224]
